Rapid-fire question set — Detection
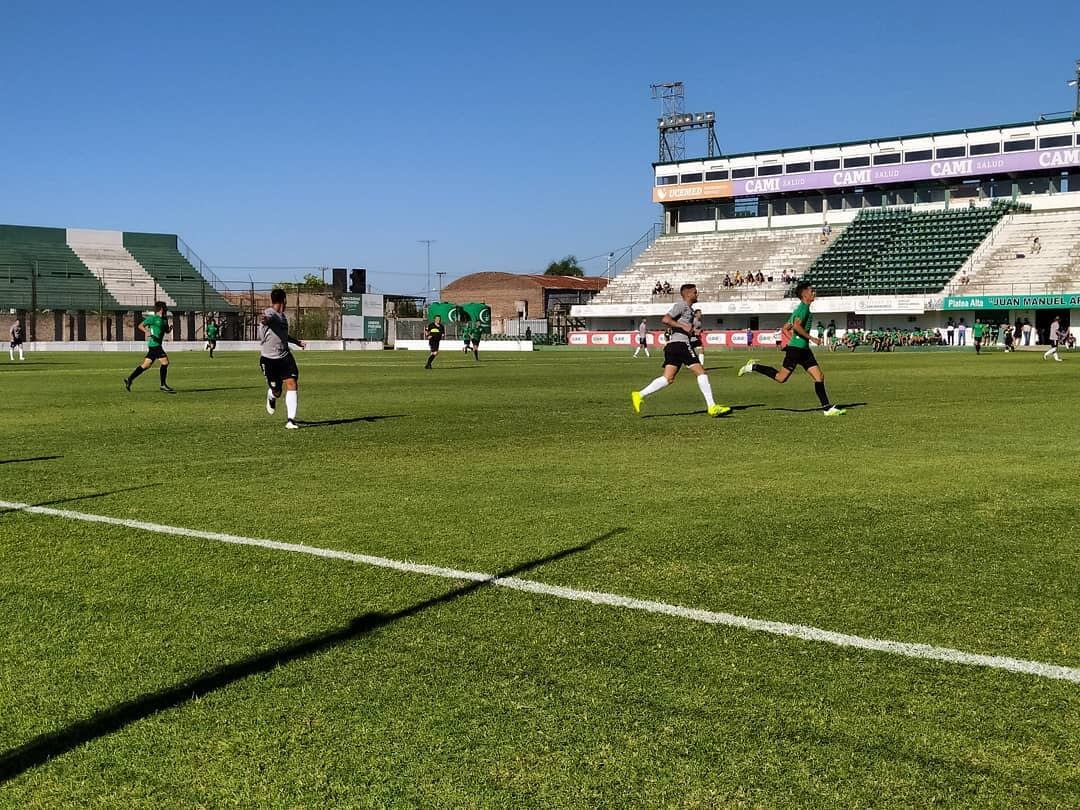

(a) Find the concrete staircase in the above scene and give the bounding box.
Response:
[594,227,831,304]
[67,228,174,309]
[951,209,1080,295]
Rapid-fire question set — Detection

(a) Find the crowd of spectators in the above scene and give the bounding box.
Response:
[722,271,769,288]
[651,280,674,296]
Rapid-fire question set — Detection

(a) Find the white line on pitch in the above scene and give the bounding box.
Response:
[3,498,1078,685]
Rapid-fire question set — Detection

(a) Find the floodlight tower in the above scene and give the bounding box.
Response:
[651,82,686,162]
[1069,58,1080,118]
[651,81,722,162]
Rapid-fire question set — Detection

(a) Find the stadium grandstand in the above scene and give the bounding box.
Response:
[572,114,1080,345]
[0,224,235,341]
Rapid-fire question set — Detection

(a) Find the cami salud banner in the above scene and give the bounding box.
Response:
[655,144,1080,201]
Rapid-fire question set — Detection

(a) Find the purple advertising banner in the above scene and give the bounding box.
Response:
[720,145,1080,197]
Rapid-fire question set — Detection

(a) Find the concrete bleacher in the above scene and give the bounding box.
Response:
[949,208,1080,295]
[0,225,120,310]
[67,228,175,309]
[593,227,830,304]
[123,232,232,311]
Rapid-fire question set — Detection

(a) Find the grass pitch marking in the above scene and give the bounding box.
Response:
[3,498,1079,685]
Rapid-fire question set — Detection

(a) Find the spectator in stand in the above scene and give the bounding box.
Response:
[723,273,732,287]
[733,271,744,287]
[1032,236,1042,255]
[820,222,832,244]
[755,271,765,285]
[653,281,663,295]
[663,281,673,295]
[1022,319,1033,346]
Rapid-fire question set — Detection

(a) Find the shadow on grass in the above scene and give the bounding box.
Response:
[294,415,407,428]
[176,386,262,394]
[642,404,765,419]
[769,402,868,413]
[0,455,62,466]
[0,527,623,783]
[0,484,160,517]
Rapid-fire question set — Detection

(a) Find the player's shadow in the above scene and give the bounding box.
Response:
[0,455,62,465]
[176,386,261,394]
[294,415,407,428]
[642,404,765,419]
[0,484,160,517]
[770,402,868,413]
[0,528,624,783]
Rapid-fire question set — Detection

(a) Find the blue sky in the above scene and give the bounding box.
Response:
[2,0,1078,295]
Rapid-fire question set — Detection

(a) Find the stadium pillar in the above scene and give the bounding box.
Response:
[172,311,183,342]
[134,314,145,343]
[116,312,124,341]
[76,311,87,341]
[53,311,64,341]
[186,311,196,341]
[105,315,113,342]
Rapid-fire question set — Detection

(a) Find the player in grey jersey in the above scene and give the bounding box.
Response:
[9,319,25,361]
[260,288,307,428]
[1043,317,1065,363]
[631,284,728,417]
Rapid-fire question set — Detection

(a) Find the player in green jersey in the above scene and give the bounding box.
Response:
[205,320,219,358]
[737,282,844,416]
[125,301,175,393]
[972,319,985,354]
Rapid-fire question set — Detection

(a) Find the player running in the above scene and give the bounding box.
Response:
[260,288,307,429]
[205,319,219,358]
[469,325,481,361]
[1043,317,1065,362]
[124,302,175,393]
[737,282,845,416]
[633,318,650,358]
[461,322,473,355]
[424,315,444,369]
[630,284,729,418]
[9,319,25,361]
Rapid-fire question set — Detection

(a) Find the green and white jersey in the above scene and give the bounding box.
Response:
[141,313,167,348]
[787,302,812,349]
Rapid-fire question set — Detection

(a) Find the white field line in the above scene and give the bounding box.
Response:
[3,499,1079,685]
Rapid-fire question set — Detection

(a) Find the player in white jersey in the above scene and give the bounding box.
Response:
[260,288,307,428]
[1043,317,1065,362]
[633,319,650,358]
[630,284,729,417]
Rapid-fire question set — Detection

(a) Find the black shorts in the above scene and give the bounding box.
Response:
[662,341,701,369]
[260,353,299,387]
[637,337,647,347]
[471,338,480,348]
[429,339,441,352]
[10,339,23,348]
[145,345,168,362]
[207,340,217,348]
[689,337,702,351]
[782,346,818,371]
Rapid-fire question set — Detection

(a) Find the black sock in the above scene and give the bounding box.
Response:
[160,365,169,386]
[127,365,145,382]
[814,381,830,408]
[753,364,779,380]
[425,353,435,368]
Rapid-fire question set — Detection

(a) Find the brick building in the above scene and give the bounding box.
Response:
[441,272,608,331]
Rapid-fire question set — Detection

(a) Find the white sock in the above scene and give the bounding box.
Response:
[7,351,11,361]
[633,349,639,357]
[697,352,705,364]
[1044,348,1054,359]
[18,348,23,360]
[696,374,716,408]
[640,377,668,397]
[268,387,276,401]
[645,349,650,357]
[286,390,298,420]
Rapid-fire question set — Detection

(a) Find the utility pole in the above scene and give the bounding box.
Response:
[1070,58,1080,118]
[436,271,447,301]
[418,240,436,301]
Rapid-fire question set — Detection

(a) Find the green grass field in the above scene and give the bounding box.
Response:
[1,347,1078,807]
